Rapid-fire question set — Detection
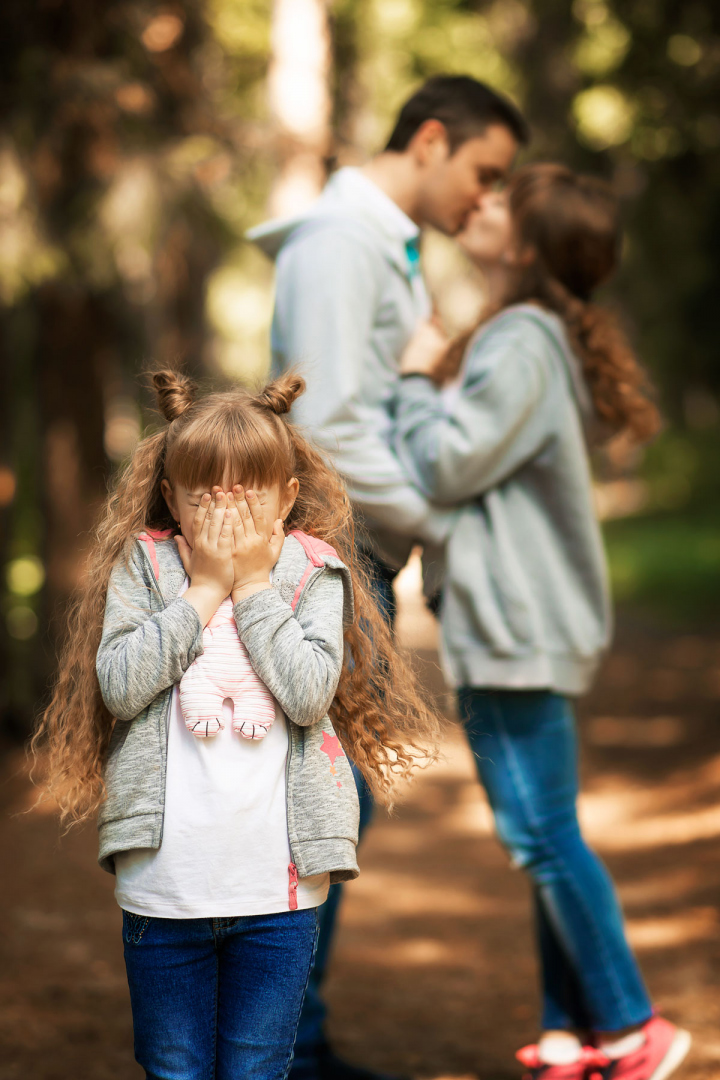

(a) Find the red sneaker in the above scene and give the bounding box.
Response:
[516,1044,603,1080]
[588,1017,691,1080]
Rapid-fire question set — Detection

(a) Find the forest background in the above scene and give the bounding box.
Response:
[1,0,719,737]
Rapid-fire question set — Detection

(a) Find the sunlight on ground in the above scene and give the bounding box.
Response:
[349,868,513,922]
[394,550,439,652]
[579,752,720,850]
[626,907,719,949]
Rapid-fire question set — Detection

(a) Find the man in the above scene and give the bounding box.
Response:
[249,74,528,1080]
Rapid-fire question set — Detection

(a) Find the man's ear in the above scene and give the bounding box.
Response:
[280,477,300,521]
[161,478,179,522]
[411,119,450,166]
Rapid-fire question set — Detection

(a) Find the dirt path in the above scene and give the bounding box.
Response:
[2,571,720,1079]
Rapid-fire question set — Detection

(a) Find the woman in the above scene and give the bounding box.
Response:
[394,164,690,1080]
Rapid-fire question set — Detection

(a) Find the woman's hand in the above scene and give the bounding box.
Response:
[175,492,235,626]
[399,318,450,380]
[228,486,284,604]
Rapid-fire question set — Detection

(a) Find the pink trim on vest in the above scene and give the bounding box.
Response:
[138,530,175,581]
[288,863,299,910]
[287,530,338,566]
[290,563,314,611]
[287,530,339,611]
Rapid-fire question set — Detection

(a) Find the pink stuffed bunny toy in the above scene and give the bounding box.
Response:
[180,597,276,740]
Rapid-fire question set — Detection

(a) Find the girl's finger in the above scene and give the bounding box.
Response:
[207,492,225,543]
[174,534,193,575]
[194,492,212,539]
[269,518,285,562]
[202,492,217,535]
[231,511,245,547]
[228,487,246,540]
[219,508,233,545]
[244,490,264,536]
[236,489,253,531]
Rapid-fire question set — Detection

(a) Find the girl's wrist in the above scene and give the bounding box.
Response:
[231,581,273,605]
[183,583,229,627]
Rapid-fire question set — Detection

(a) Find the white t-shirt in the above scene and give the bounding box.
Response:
[115,586,329,918]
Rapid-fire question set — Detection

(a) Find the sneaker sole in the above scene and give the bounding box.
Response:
[649,1029,692,1080]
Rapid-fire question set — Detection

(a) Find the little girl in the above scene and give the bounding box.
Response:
[34,370,439,1080]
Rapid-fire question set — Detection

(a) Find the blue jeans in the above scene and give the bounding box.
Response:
[122,907,319,1080]
[292,553,396,1070]
[458,688,653,1033]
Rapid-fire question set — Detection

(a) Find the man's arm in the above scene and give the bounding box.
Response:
[273,223,456,546]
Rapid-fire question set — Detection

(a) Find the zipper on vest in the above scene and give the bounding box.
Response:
[288,863,299,910]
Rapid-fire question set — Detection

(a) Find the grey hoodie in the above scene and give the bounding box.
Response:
[394,304,611,695]
[248,167,457,570]
[96,532,360,882]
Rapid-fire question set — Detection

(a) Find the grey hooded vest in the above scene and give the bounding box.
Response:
[96,531,360,883]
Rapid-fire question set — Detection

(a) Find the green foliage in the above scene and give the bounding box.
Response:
[605,506,720,626]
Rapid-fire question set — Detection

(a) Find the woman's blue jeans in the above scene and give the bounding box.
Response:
[122,907,319,1080]
[458,688,653,1033]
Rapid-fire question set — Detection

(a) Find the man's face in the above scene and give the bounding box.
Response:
[416,123,519,236]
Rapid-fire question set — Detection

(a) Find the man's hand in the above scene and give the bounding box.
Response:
[398,318,450,380]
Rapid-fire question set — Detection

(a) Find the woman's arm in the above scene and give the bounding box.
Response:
[394,318,558,504]
[233,569,345,728]
[96,550,204,721]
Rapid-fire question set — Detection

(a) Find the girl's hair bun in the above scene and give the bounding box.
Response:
[258,372,305,416]
[152,369,197,422]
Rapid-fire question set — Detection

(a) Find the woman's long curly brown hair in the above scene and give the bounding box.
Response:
[440,163,661,444]
[32,370,441,824]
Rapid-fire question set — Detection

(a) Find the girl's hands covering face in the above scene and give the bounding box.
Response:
[174,492,235,624]
[227,485,284,602]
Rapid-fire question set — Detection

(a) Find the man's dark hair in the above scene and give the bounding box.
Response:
[385,75,529,153]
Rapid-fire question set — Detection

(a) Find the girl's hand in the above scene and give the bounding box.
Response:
[399,318,450,379]
[228,486,284,604]
[175,492,235,626]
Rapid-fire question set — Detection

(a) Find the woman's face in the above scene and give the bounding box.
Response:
[456,190,518,268]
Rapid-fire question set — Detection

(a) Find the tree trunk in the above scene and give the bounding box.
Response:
[268,0,333,217]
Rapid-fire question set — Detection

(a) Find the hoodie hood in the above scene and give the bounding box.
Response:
[520,306,594,422]
[247,167,419,279]
[516,305,611,445]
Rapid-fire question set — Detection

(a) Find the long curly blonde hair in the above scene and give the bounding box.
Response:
[33,370,441,823]
[438,163,661,444]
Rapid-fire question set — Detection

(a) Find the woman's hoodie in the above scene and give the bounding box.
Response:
[394,304,611,696]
